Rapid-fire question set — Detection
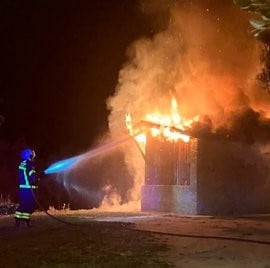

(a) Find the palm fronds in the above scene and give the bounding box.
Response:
[234,0,270,38]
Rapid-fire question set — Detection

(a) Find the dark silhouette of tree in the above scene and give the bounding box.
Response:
[234,0,270,93]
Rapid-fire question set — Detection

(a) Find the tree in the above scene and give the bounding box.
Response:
[234,0,270,38]
[234,0,270,93]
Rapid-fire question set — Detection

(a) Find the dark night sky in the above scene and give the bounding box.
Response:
[0,0,164,161]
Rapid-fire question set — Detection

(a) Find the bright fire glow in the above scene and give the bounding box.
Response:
[126,98,199,147]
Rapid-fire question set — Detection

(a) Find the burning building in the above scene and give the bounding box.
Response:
[126,105,270,216]
[142,133,270,215]
[107,1,270,215]
[143,134,198,214]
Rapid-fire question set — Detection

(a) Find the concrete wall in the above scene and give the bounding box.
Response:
[197,139,270,215]
[141,185,196,214]
[141,134,270,215]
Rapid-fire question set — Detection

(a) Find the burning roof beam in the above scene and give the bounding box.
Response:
[133,120,236,142]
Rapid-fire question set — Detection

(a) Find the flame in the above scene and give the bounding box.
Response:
[126,98,199,147]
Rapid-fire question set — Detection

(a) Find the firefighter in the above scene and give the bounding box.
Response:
[15,149,39,227]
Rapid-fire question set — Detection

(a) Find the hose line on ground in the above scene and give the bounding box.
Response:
[30,187,270,245]
[31,188,76,225]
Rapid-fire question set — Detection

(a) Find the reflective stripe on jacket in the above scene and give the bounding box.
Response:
[15,211,31,219]
[18,160,37,189]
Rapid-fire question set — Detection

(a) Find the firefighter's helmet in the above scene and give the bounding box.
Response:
[21,149,36,161]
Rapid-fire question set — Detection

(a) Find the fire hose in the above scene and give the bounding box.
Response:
[30,186,77,225]
[30,187,270,245]
[27,129,270,245]
[36,132,145,226]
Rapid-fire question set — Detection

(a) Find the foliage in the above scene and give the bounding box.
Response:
[234,0,270,40]
[0,194,17,215]
[234,0,270,93]
[257,43,270,91]
[0,203,17,216]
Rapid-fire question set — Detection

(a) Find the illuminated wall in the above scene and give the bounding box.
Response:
[142,135,197,214]
[142,135,270,215]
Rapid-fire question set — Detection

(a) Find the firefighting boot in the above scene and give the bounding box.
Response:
[25,219,32,228]
[15,218,21,227]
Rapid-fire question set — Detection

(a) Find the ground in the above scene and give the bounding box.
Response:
[0,210,270,267]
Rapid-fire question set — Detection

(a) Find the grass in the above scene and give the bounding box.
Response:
[0,218,173,268]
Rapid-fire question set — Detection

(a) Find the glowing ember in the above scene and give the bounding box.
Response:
[126,98,199,145]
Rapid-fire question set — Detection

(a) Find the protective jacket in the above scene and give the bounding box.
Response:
[15,159,38,222]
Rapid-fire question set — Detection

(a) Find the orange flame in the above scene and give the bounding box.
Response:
[126,98,199,147]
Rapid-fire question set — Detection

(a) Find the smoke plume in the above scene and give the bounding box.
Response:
[106,0,270,206]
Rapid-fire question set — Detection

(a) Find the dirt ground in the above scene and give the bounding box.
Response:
[0,210,270,267]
